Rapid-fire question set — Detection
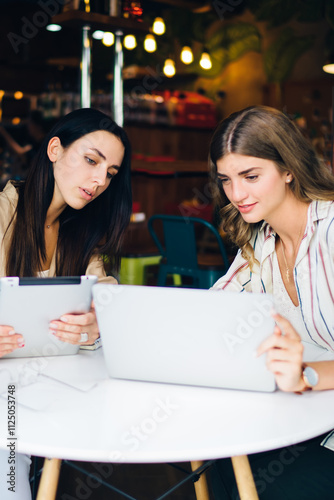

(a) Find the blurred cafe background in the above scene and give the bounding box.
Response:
[0,0,333,263]
[1,0,334,283]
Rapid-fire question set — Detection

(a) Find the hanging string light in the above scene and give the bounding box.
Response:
[46,24,62,32]
[102,32,114,46]
[0,90,5,122]
[152,17,165,35]
[200,50,212,70]
[92,30,104,40]
[180,46,193,64]
[124,34,137,50]
[144,34,157,53]
[323,52,334,74]
[163,58,175,77]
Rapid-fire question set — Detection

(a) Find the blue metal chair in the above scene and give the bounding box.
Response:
[148,214,230,289]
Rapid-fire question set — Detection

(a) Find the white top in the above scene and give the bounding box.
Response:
[272,252,309,341]
[213,200,334,351]
[37,270,50,278]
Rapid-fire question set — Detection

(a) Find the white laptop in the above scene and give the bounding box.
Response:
[0,275,97,358]
[93,284,276,392]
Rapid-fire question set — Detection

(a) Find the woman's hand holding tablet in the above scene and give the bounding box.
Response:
[0,325,25,357]
[49,302,99,346]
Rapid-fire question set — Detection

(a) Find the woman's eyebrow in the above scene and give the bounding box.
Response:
[89,149,121,170]
[89,147,106,160]
[237,167,260,175]
[217,167,261,177]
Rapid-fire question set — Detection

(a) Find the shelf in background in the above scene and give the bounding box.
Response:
[52,10,151,33]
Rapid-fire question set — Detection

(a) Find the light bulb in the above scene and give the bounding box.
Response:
[163,59,175,77]
[200,52,212,70]
[323,63,334,74]
[152,17,165,35]
[124,34,137,50]
[180,46,193,64]
[92,30,104,40]
[102,32,115,47]
[14,91,23,100]
[144,34,157,53]
[46,24,62,32]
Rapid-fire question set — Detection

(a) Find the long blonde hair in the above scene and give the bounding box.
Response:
[209,105,334,266]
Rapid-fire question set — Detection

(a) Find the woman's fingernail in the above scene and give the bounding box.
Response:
[8,329,15,335]
[18,341,25,348]
[49,330,57,336]
[270,308,278,316]
[49,322,57,329]
[60,316,69,323]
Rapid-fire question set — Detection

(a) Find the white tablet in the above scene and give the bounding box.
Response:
[0,275,98,358]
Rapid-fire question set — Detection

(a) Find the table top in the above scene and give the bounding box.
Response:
[0,348,333,463]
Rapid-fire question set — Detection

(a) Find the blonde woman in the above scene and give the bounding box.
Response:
[209,106,334,499]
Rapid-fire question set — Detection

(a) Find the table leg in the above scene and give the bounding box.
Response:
[190,461,210,500]
[36,458,62,500]
[231,455,259,500]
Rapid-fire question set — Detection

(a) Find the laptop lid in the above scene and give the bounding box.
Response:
[93,284,276,392]
[1,275,97,358]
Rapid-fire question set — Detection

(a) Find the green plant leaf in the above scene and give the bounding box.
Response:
[264,28,314,83]
[208,23,261,51]
[185,23,261,78]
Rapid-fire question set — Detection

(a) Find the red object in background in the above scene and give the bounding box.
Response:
[122,1,143,19]
[132,153,175,162]
[124,90,218,129]
[164,201,213,222]
[132,201,141,213]
[154,90,218,129]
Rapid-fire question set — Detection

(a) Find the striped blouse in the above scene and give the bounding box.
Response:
[212,199,334,352]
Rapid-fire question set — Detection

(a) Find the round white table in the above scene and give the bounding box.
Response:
[1,349,333,499]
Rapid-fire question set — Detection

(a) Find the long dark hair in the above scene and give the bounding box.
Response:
[209,105,334,265]
[6,108,132,277]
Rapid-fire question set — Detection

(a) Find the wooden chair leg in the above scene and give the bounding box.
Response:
[231,455,259,500]
[36,458,62,500]
[190,461,210,500]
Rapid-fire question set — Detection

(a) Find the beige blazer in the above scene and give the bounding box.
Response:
[0,181,117,283]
